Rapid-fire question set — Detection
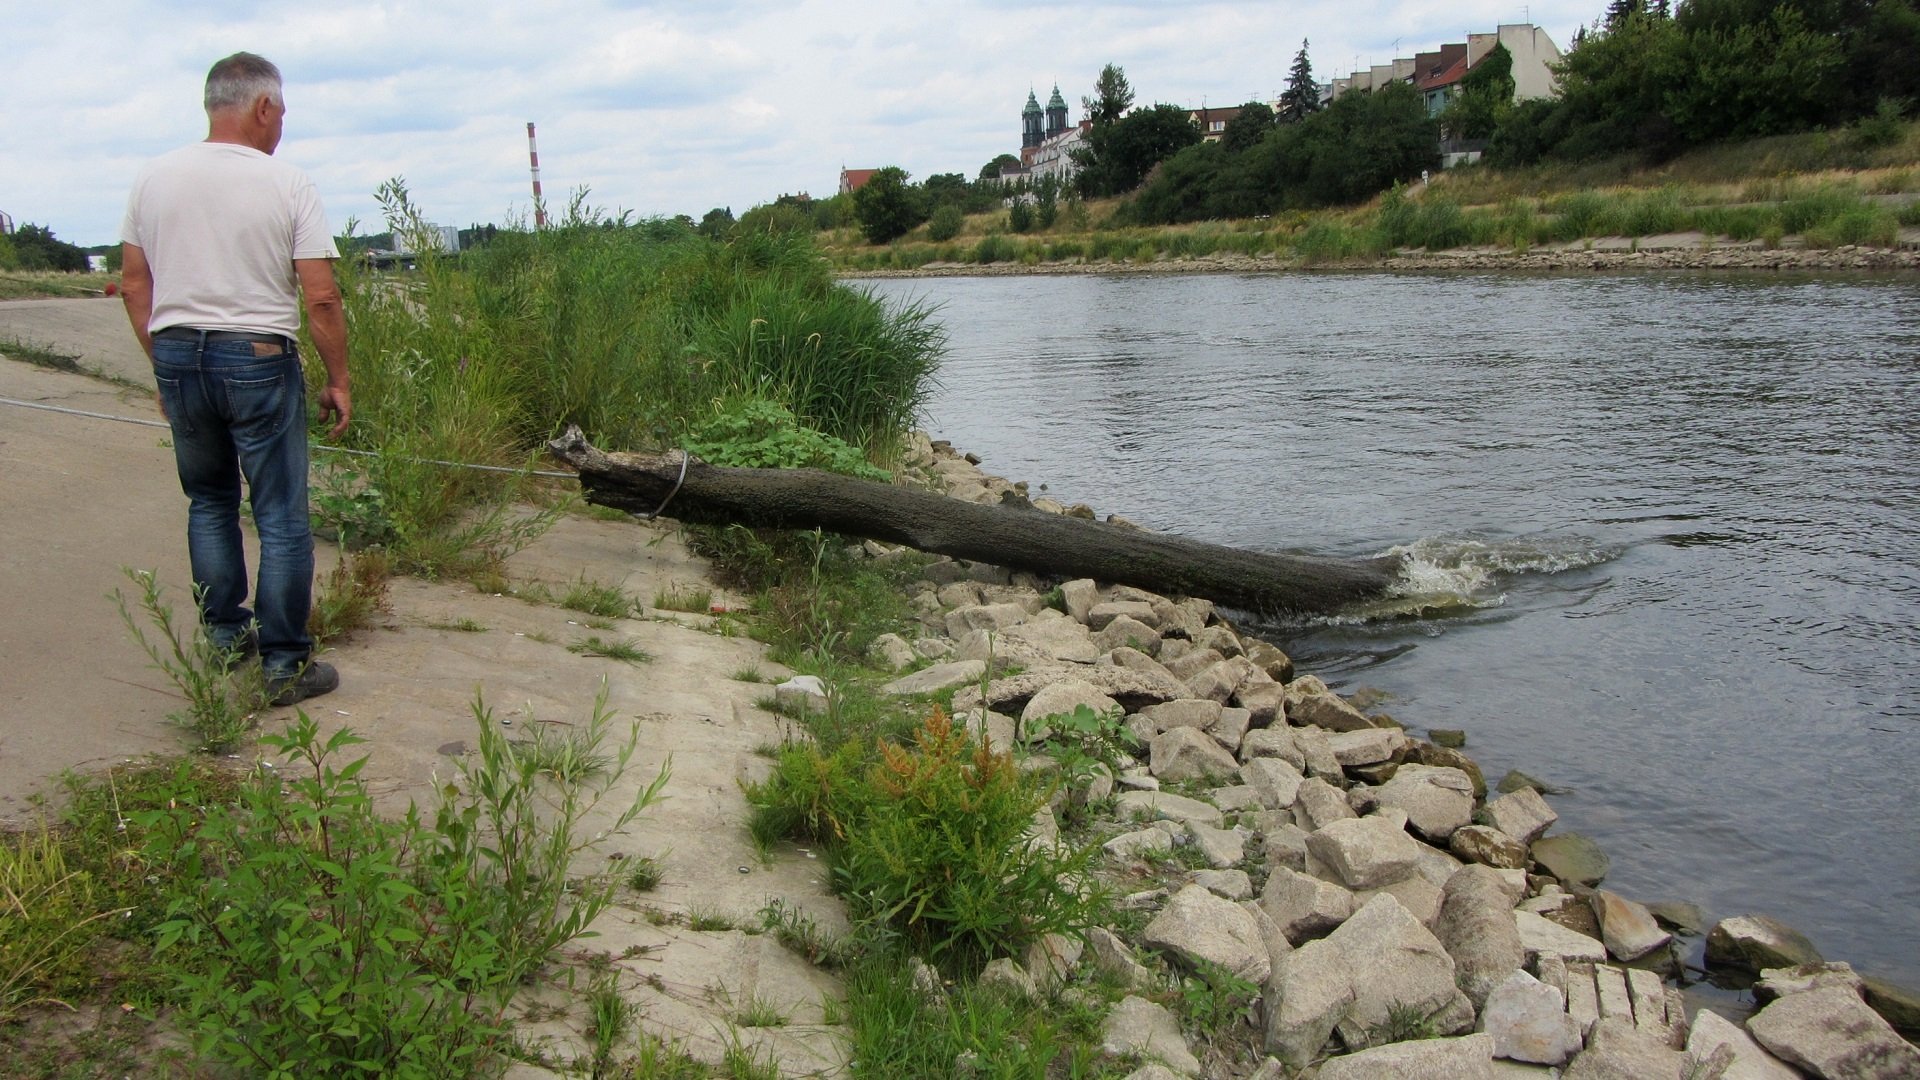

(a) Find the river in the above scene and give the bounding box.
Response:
[865,271,1920,990]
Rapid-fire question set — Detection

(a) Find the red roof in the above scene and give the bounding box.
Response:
[839,168,879,193]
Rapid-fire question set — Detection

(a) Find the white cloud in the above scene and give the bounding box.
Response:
[7,0,1600,245]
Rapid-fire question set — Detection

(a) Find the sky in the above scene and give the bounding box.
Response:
[5,0,1602,248]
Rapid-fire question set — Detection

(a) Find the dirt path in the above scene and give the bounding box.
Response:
[0,298,850,1075]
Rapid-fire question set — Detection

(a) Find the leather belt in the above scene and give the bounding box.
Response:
[153,327,293,347]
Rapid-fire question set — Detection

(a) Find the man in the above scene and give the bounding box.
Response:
[119,52,350,707]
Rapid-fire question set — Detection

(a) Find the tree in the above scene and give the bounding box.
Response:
[853,166,925,244]
[921,172,971,209]
[1221,101,1276,152]
[1605,0,1645,29]
[1443,42,1516,139]
[1084,64,1135,127]
[3,224,87,272]
[979,153,1021,181]
[697,207,735,240]
[1076,103,1204,197]
[1279,40,1321,122]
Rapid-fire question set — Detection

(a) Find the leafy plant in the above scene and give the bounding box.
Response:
[310,462,397,549]
[685,397,891,482]
[111,568,255,753]
[625,855,665,892]
[309,548,391,644]
[1035,703,1137,785]
[1177,959,1260,1036]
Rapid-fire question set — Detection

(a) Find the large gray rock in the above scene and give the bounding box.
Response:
[1285,675,1377,732]
[1684,1008,1802,1080]
[1294,726,1344,779]
[1705,914,1824,975]
[1485,786,1558,845]
[1096,614,1162,655]
[1316,1033,1498,1080]
[1239,726,1305,768]
[1756,961,1863,1003]
[1376,764,1476,841]
[1862,974,1920,1036]
[867,633,918,671]
[1187,656,1261,704]
[1243,638,1295,684]
[1020,679,1119,729]
[1355,875,1446,930]
[1436,865,1527,1011]
[1003,612,1102,662]
[1409,741,1488,799]
[1138,698,1222,733]
[1482,970,1584,1066]
[1531,833,1610,888]
[953,665,1190,715]
[1102,995,1201,1076]
[1259,866,1356,944]
[1185,822,1246,869]
[883,658,988,697]
[1588,890,1671,963]
[1115,789,1223,827]
[773,674,830,713]
[1086,926,1156,991]
[1103,645,1178,681]
[1240,756,1305,810]
[1260,821,1310,873]
[1327,727,1408,767]
[1747,984,1920,1080]
[1451,825,1529,870]
[1330,895,1478,1052]
[1306,813,1424,889]
[1263,932,1355,1070]
[944,602,1031,638]
[1088,600,1158,631]
[1294,776,1358,831]
[1193,868,1253,901]
[1210,707,1252,753]
[1515,910,1608,966]
[1059,578,1099,624]
[1234,681,1288,727]
[1162,647,1225,681]
[1562,1016,1688,1080]
[1104,827,1174,861]
[1149,726,1241,783]
[1143,884,1272,984]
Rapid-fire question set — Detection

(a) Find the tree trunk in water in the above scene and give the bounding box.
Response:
[547,429,1402,615]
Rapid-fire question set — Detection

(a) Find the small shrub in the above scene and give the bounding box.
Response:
[559,574,635,619]
[112,568,254,753]
[685,396,889,482]
[973,233,1018,264]
[1177,959,1260,1036]
[309,548,391,644]
[626,855,666,892]
[927,204,964,242]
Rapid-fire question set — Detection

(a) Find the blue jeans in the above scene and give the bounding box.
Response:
[151,334,314,678]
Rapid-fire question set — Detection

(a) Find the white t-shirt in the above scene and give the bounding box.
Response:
[121,142,339,337]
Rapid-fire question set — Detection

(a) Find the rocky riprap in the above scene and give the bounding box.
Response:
[779,436,1920,1078]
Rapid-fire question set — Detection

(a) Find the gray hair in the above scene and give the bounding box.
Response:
[204,52,283,115]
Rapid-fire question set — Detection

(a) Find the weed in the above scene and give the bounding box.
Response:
[309,462,396,549]
[730,991,790,1028]
[0,820,128,1020]
[309,548,391,644]
[653,583,715,613]
[1176,959,1260,1036]
[568,635,653,664]
[519,719,614,784]
[719,1033,783,1080]
[585,972,635,1074]
[758,898,852,968]
[560,574,637,619]
[687,905,738,931]
[582,615,619,631]
[626,855,665,892]
[111,568,255,753]
[1362,999,1442,1046]
[630,1032,707,1079]
[731,664,767,683]
[427,616,488,632]
[526,629,557,645]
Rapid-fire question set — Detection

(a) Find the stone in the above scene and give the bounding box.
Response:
[936,581,986,609]
[1240,756,1305,810]
[1138,698,1222,733]
[1862,975,1920,1036]
[1004,613,1102,663]
[1119,1066,1184,1080]
[1263,934,1354,1070]
[1354,875,1445,929]
[1294,727,1344,779]
[1142,884,1272,984]
[1293,776,1358,831]
[1495,769,1566,795]
[943,602,1030,638]
[1088,601,1157,632]
[1024,932,1085,991]
[953,665,1190,717]
[1410,741,1488,798]
[1376,763,1476,841]
[1192,869,1253,901]
[1210,785,1262,812]
[1329,895,1477,1052]
[1429,728,1467,748]
[1684,1008,1802,1080]
[1410,840,1467,890]
[1243,638,1294,683]
[1451,825,1530,870]
[882,659,987,696]
[1623,967,1679,1043]
[1515,910,1608,966]
[1561,1016,1688,1080]
[1239,726,1306,769]
[1747,984,1920,1080]
[1436,865,1527,1010]
[1526,891,1604,940]
[1531,834,1610,888]
[1591,965,1631,1024]
[1258,866,1355,944]
[1104,827,1173,861]
[1096,614,1163,655]
[866,632,918,670]
[1482,970,1584,1066]
[1285,676,1377,732]
[1589,890,1671,963]
[1020,679,1119,730]
[1114,789,1223,827]
[960,708,1016,750]
[1485,787,1558,846]
[1704,914,1824,976]
[1102,996,1201,1076]
[1087,926,1156,991]
[1149,727,1241,783]
[1645,901,1706,936]
[1191,624,1245,658]
[1186,656,1261,704]
[1209,707,1252,752]
[1059,578,1099,624]
[1261,822,1310,872]
[773,674,829,713]
[1565,963,1601,1035]
[979,957,1036,997]
[1149,598,1205,640]
[1326,727,1407,767]
[1157,638,1193,663]
[1103,645,1177,681]
[1316,1033,1498,1080]
[912,635,955,660]
[1185,822,1246,869]
[1305,814,1424,890]
[1161,647,1224,681]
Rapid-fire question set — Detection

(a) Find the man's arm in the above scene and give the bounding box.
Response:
[120,244,155,358]
[295,257,350,438]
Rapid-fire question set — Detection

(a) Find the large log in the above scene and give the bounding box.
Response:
[547,428,1403,615]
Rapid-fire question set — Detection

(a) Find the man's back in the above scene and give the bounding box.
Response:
[122,141,336,337]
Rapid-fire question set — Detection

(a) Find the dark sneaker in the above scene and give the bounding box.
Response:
[267,661,340,707]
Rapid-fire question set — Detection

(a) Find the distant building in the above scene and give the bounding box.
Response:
[0,210,12,235]
[393,223,460,255]
[1331,23,1561,107]
[1188,105,1246,142]
[1000,85,1089,184]
[838,168,879,195]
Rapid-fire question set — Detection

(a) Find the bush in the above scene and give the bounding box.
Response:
[926,204,963,242]
[972,233,1017,264]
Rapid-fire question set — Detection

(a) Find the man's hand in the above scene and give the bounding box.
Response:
[317,382,350,438]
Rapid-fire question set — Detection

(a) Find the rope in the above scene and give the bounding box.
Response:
[635,449,690,520]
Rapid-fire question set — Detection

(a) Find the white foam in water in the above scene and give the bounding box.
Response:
[1382,534,1619,608]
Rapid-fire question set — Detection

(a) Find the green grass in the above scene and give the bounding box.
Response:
[567,635,653,664]
[559,575,637,620]
[625,855,666,892]
[653,583,715,613]
[426,616,488,632]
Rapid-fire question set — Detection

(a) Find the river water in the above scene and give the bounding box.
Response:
[866,271,1920,989]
